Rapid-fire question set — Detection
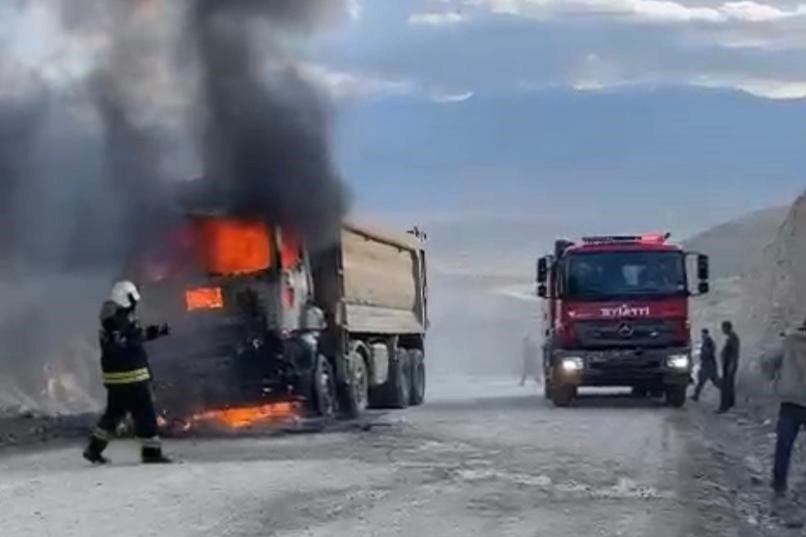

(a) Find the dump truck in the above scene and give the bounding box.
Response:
[131,213,428,428]
[536,234,708,408]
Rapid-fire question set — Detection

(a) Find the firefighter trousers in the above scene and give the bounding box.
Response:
[92,382,160,446]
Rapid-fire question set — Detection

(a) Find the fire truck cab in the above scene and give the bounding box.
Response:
[536,234,709,407]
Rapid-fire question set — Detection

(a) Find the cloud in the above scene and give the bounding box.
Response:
[348,0,364,21]
[300,64,417,99]
[472,0,806,24]
[430,90,475,102]
[409,11,467,25]
[691,74,806,98]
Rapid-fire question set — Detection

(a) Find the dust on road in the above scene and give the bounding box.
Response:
[0,378,766,537]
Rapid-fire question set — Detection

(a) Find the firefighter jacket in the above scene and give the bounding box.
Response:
[98,301,166,386]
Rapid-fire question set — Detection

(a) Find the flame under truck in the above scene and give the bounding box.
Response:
[536,234,709,407]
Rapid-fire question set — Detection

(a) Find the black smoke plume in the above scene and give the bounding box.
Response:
[188,0,350,248]
[0,0,351,413]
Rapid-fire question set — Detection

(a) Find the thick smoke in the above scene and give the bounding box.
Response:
[0,0,351,413]
[189,0,350,248]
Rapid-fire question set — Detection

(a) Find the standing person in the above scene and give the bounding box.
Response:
[692,328,719,401]
[82,281,173,465]
[760,321,806,516]
[520,334,539,386]
[717,320,740,414]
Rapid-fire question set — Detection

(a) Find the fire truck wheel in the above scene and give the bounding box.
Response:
[408,350,426,406]
[551,384,577,407]
[341,351,370,419]
[665,385,687,408]
[385,349,411,409]
[313,355,338,420]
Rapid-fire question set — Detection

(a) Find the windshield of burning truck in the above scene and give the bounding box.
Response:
[565,251,686,300]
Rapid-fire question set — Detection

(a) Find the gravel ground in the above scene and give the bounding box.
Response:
[0,376,792,537]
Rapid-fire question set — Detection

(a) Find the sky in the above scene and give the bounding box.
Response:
[293,0,806,252]
[2,0,806,271]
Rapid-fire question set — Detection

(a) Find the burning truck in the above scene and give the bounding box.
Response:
[130,212,428,431]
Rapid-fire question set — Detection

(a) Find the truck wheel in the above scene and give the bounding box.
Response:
[341,351,370,419]
[551,385,577,407]
[385,349,411,409]
[665,385,687,408]
[313,354,338,419]
[408,350,426,406]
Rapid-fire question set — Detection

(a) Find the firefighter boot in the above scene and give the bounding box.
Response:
[141,445,173,464]
[82,435,110,465]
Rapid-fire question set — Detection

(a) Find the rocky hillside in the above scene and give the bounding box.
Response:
[738,192,806,356]
[683,206,787,279]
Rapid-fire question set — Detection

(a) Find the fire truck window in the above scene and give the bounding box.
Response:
[566,252,684,299]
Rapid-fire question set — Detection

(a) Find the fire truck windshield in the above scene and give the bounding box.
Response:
[564,250,686,300]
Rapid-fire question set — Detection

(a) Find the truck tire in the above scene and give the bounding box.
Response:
[313,354,338,419]
[408,349,426,406]
[384,349,411,409]
[551,385,577,407]
[341,351,369,419]
[665,385,687,408]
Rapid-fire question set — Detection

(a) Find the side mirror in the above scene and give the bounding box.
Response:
[697,281,709,295]
[537,284,547,298]
[697,254,709,281]
[537,257,548,283]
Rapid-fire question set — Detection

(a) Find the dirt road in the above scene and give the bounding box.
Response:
[0,377,772,536]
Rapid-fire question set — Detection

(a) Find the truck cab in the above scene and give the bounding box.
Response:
[536,234,709,407]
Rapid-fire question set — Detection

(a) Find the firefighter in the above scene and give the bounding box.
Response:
[692,328,719,401]
[82,280,173,465]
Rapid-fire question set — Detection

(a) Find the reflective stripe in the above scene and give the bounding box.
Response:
[103,368,151,385]
[92,427,110,441]
[140,437,162,448]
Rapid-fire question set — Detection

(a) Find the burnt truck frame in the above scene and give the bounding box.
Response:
[139,215,428,426]
[535,235,709,408]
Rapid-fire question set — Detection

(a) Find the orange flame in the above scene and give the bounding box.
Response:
[185,286,224,311]
[186,402,299,430]
[194,217,273,275]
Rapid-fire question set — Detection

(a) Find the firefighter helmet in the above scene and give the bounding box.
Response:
[110,280,141,309]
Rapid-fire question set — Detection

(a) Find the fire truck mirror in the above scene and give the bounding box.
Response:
[537,284,548,298]
[537,257,548,283]
[696,254,709,281]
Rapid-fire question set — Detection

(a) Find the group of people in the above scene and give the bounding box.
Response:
[692,319,806,514]
[691,321,740,414]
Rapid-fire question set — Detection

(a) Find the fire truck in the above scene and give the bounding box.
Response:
[536,234,709,407]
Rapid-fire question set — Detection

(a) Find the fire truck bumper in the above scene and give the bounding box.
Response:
[551,348,692,388]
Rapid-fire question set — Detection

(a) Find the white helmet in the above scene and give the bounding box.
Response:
[110,280,141,309]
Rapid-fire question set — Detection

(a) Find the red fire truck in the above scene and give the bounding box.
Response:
[536,234,709,407]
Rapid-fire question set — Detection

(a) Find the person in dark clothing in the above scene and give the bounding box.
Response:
[692,328,719,401]
[717,320,740,414]
[83,281,173,465]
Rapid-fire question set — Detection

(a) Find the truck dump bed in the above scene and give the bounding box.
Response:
[337,223,427,335]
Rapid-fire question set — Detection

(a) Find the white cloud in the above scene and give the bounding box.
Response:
[691,74,806,98]
[430,90,475,102]
[347,0,364,21]
[299,64,418,99]
[464,0,806,24]
[409,11,468,25]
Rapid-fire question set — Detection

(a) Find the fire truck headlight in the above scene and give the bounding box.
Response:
[560,358,584,372]
[666,354,690,369]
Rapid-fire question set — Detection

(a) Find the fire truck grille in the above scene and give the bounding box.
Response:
[575,319,680,348]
